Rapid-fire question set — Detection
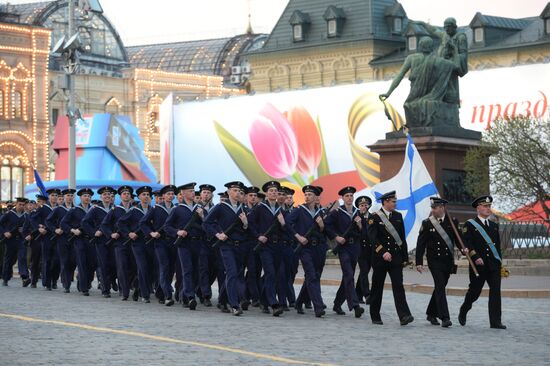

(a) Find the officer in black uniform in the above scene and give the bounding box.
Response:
[416,197,462,327]
[367,190,414,325]
[459,195,506,329]
[354,196,372,304]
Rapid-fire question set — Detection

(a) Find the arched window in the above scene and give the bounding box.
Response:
[13,91,22,119]
[0,159,24,201]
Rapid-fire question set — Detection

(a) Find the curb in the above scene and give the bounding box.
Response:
[294,278,550,298]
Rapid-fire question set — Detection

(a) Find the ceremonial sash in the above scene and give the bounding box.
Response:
[429,216,454,253]
[467,219,502,263]
[375,210,402,247]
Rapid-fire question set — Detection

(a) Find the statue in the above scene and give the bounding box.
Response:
[380,18,469,130]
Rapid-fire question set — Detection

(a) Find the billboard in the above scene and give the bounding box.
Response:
[53,113,157,182]
[166,63,550,204]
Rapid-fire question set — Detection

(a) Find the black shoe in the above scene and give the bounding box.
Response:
[315,310,326,318]
[142,297,150,303]
[365,296,372,305]
[30,283,37,288]
[2,281,7,287]
[296,306,304,315]
[262,306,270,314]
[132,290,139,302]
[372,319,384,325]
[282,305,290,312]
[441,319,452,328]
[158,299,165,304]
[165,298,175,307]
[22,278,31,287]
[189,298,197,310]
[240,300,250,311]
[46,287,52,291]
[427,316,440,325]
[203,298,212,307]
[400,315,414,325]
[458,308,467,326]
[64,288,70,293]
[251,300,260,307]
[354,306,364,318]
[272,306,284,317]
[82,291,90,296]
[232,307,243,316]
[220,304,230,313]
[332,305,345,315]
[103,293,111,298]
[122,296,128,301]
[323,304,327,309]
[111,281,118,292]
[305,303,312,309]
[490,324,507,329]
[51,283,57,290]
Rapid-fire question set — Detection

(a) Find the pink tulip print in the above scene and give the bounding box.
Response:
[249,103,299,179]
[285,106,323,177]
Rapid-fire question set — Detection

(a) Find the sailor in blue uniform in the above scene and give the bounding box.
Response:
[203,181,249,316]
[46,189,76,292]
[140,184,177,306]
[117,186,153,303]
[249,181,286,316]
[100,186,136,301]
[326,186,364,318]
[60,188,95,295]
[276,186,296,309]
[29,188,60,289]
[164,182,206,310]
[81,186,114,298]
[196,184,217,307]
[286,186,327,317]
[1,197,29,286]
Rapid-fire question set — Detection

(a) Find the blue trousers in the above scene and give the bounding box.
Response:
[198,241,215,299]
[41,238,58,288]
[75,238,96,292]
[277,243,295,306]
[177,239,202,300]
[154,240,177,300]
[259,242,282,307]
[57,237,76,290]
[95,240,116,294]
[2,239,27,281]
[244,241,261,302]
[29,239,41,285]
[334,242,360,310]
[114,243,135,298]
[131,241,152,299]
[219,243,245,308]
[296,245,326,313]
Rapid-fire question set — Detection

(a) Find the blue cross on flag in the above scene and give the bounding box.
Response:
[367,135,438,248]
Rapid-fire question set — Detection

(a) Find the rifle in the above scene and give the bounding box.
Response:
[331,209,361,255]
[293,201,338,254]
[122,229,144,246]
[173,203,205,246]
[0,226,21,245]
[67,229,89,244]
[253,207,283,252]
[211,206,245,249]
[444,208,479,277]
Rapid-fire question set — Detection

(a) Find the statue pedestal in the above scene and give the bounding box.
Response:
[368,130,487,221]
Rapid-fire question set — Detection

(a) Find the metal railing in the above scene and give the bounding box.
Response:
[499,220,550,259]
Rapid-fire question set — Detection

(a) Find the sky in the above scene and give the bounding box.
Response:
[6,0,550,46]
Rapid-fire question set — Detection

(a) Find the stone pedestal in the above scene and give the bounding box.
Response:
[368,129,487,221]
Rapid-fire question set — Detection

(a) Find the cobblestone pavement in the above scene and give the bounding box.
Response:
[1,281,549,366]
